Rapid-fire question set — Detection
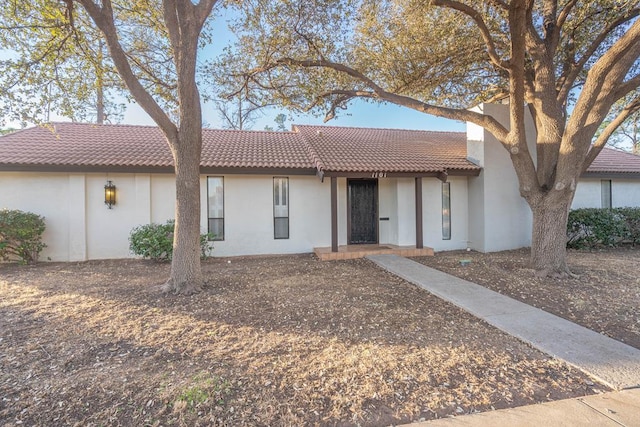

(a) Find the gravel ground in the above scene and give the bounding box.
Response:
[0,254,607,426]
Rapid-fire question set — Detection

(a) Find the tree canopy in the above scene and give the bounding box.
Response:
[220,0,640,276]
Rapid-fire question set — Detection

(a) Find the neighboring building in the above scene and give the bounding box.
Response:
[1,104,640,261]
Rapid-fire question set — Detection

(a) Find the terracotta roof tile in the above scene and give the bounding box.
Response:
[0,122,314,170]
[295,125,477,173]
[2,122,639,176]
[586,147,640,174]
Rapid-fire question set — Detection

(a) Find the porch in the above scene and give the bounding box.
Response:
[314,244,434,261]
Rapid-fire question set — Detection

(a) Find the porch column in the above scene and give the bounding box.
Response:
[415,177,423,249]
[331,176,338,252]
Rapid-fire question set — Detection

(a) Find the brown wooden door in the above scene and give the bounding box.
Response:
[348,179,378,244]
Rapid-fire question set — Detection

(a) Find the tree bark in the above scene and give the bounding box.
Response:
[530,193,574,277]
[163,130,204,294]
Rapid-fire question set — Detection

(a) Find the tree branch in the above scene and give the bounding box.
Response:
[431,0,510,71]
[584,95,640,169]
[77,0,176,137]
[557,9,640,104]
[275,57,509,140]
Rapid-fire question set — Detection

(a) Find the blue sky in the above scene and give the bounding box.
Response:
[126,7,465,133]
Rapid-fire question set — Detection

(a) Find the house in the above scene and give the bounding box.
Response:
[1,104,640,262]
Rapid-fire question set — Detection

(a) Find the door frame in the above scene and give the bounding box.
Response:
[347,178,379,244]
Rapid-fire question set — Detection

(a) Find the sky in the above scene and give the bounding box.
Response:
[1,5,465,134]
[117,6,466,133]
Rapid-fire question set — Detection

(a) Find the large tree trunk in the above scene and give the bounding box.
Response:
[163,130,204,294]
[161,5,206,294]
[530,193,574,277]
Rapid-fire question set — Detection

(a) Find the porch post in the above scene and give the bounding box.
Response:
[415,177,423,249]
[331,176,338,252]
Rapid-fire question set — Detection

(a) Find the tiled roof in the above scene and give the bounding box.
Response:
[586,147,640,174]
[0,123,171,168]
[2,122,638,176]
[295,125,476,173]
[0,122,314,170]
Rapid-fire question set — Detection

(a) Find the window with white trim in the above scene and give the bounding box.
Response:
[442,182,451,240]
[274,177,289,239]
[207,177,224,240]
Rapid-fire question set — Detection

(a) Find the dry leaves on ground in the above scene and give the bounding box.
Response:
[1,254,603,426]
[414,247,640,349]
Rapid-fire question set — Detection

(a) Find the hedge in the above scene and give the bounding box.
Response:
[567,207,640,248]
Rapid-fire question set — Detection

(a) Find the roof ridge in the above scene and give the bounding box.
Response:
[292,125,327,175]
[47,121,162,130]
[293,124,465,135]
[601,146,640,157]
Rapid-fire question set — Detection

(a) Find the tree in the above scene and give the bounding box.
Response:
[214,93,263,130]
[1,0,219,293]
[274,113,287,131]
[0,3,124,124]
[600,96,640,154]
[221,0,640,277]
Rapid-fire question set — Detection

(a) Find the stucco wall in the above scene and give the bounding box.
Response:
[376,176,469,251]
[573,178,640,209]
[1,171,335,261]
[0,172,72,261]
[466,103,535,252]
[423,176,469,251]
[209,175,331,257]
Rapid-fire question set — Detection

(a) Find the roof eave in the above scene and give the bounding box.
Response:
[581,172,640,179]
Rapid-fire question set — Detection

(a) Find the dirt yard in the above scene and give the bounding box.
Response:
[414,247,640,350]
[0,252,616,426]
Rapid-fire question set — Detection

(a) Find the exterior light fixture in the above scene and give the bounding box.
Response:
[104,180,116,209]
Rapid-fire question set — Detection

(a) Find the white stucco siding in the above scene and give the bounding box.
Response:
[378,178,398,245]
[395,178,416,246]
[613,180,640,207]
[573,178,640,209]
[209,175,330,257]
[0,172,72,261]
[337,178,348,246]
[423,177,469,251]
[466,104,534,252]
[151,174,176,223]
[85,174,144,260]
[572,179,602,209]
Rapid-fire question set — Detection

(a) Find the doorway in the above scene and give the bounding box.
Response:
[348,179,378,244]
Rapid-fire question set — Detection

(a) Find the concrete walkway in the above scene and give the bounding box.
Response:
[367,254,640,390]
[406,388,640,426]
[367,254,640,426]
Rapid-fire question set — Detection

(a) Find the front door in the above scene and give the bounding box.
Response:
[348,179,378,244]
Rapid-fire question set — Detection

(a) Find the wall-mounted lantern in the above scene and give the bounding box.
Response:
[104,180,116,209]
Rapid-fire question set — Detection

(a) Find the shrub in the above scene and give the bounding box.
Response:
[129,220,214,262]
[567,207,640,248]
[617,207,640,245]
[0,209,47,264]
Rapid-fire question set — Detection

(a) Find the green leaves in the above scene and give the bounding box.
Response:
[129,220,214,262]
[0,0,182,125]
[0,209,47,264]
[567,207,640,249]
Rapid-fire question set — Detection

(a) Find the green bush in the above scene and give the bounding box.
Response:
[0,209,47,264]
[129,220,213,262]
[567,207,640,248]
[617,207,640,245]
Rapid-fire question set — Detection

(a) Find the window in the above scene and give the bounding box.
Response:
[273,177,289,239]
[207,177,224,240]
[442,182,451,240]
[601,180,612,209]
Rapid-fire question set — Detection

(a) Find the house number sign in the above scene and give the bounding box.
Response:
[371,172,387,178]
